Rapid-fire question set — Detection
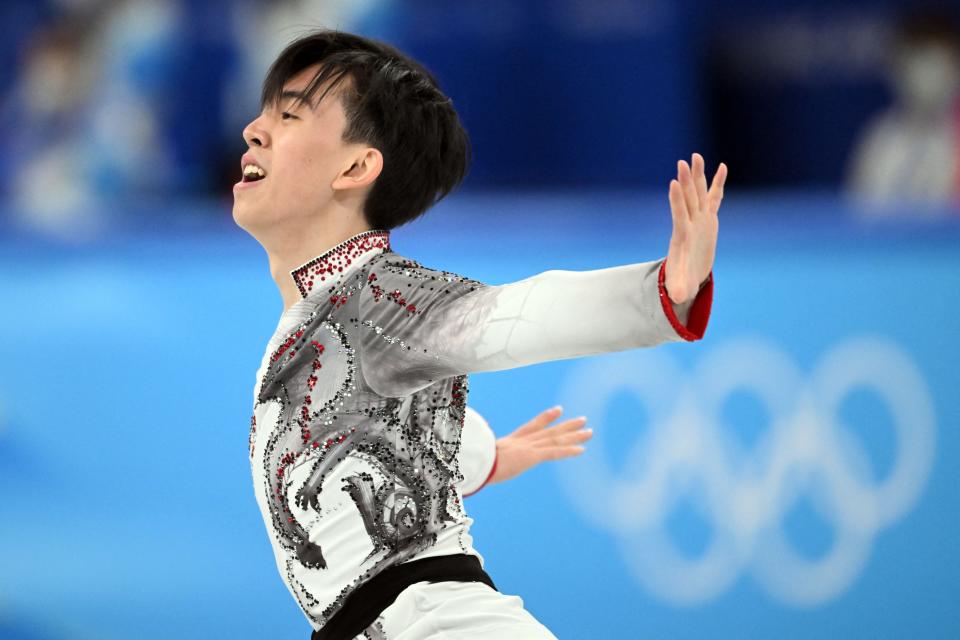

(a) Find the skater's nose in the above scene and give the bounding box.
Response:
[243,115,271,148]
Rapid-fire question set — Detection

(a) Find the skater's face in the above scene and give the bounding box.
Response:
[232,64,382,236]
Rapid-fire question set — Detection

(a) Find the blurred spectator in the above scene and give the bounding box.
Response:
[0,0,388,235]
[0,0,223,238]
[846,7,960,211]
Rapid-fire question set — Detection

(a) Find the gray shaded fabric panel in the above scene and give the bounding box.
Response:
[358,255,685,398]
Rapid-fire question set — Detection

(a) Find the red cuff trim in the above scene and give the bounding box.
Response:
[658,258,714,342]
[463,450,498,498]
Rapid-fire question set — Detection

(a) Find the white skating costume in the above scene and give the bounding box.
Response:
[248,229,713,638]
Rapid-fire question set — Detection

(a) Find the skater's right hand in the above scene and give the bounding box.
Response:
[487,406,592,485]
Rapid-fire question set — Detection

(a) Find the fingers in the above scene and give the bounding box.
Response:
[707,162,728,215]
[549,416,589,434]
[677,160,699,219]
[668,179,687,227]
[675,154,727,218]
[532,421,592,452]
[692,153,708,208]
[541,445,587,461]
[514,410,592,462]
[512,405,564,436]
[511,407,592,450]
[528,416,588,440]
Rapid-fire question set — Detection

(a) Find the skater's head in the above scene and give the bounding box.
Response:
[233,29,470,237]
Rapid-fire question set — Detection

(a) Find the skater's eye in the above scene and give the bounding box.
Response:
[281,111,298,120]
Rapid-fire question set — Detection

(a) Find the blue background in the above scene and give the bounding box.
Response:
[2,0,960,637]
[0,194,957,639]
[0,0,943,198]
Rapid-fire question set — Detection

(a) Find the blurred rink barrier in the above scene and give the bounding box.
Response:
[0,192,957,639]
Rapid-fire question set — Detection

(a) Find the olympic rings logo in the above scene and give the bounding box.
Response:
[556,334,936,607]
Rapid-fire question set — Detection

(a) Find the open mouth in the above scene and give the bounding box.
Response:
[242,164,267,183]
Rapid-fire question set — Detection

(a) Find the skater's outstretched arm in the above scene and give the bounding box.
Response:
[359,155,727,398]
[458,405,593,496]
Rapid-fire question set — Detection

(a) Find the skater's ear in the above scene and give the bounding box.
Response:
[332,146,383,193]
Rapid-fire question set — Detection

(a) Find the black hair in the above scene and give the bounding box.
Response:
[260,30,471,230]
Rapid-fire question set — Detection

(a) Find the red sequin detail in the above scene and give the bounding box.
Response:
[290,230,391,298]
[378,286,421,314]
[271,336,297,362]
[277,450,302,480]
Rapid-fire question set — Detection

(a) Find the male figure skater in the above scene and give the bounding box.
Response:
[234,30,726,640]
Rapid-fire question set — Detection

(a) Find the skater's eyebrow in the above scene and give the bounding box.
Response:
[279,90,315,110]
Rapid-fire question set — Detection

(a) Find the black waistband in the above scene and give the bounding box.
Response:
[311,553,498,640]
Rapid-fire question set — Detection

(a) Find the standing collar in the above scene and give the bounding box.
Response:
[290,229,391,298]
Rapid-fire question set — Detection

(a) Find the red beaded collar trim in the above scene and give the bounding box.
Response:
[291,229,391,298]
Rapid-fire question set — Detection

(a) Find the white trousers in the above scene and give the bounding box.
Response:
[354,580,558,639]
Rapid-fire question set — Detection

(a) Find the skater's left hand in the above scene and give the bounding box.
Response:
[664,153,727,304]
[488,406,592,485]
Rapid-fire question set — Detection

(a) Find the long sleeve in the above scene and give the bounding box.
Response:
[358,254,713,398]
[456,406,498,497]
